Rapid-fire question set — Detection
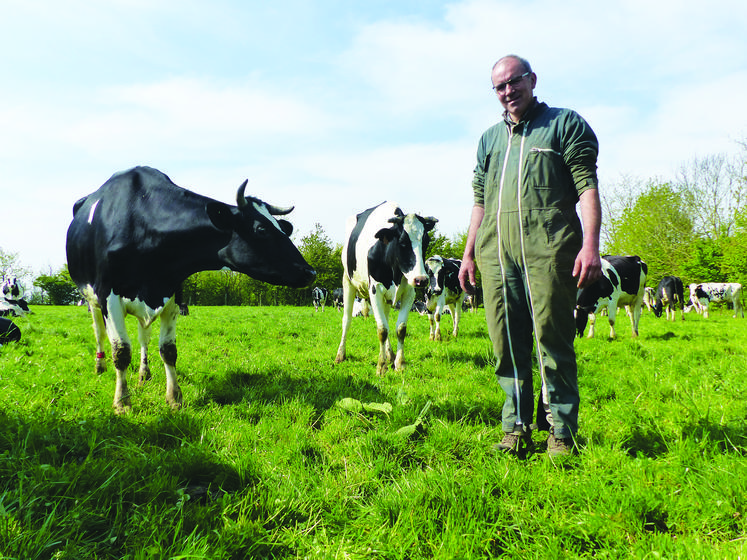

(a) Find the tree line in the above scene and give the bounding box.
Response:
[602,141,747,289]
[3,140,745,305]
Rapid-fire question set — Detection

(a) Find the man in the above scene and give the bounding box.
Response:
[458,55,602,457]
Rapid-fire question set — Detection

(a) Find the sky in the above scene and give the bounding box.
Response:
[3,0,747,280]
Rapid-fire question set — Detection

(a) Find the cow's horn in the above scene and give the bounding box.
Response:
[265,203,294,216]
[236,180,249,209]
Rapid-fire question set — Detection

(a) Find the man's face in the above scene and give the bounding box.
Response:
[491,58,536,122]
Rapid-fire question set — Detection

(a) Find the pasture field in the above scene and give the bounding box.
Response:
[1,303,746,559]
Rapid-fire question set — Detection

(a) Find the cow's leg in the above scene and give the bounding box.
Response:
[335,279,355,364]
[392,285,416,371]
[427,311,437,341]
[103,297,132,413]
[586,312,597,338]
[89,302,108,374]
[136,321,152,384]
[370,291,391,374]
[433,305,442,342]
[630,301,643,337]
[607,305,618,339]
[158,300,182,409]
[452,297,463,338]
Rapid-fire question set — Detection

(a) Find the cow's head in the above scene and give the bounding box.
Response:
[425,255,445,296]
[653,301,664,318]
[375,212,437,288]
[1,277,20,299]
[574,306,590,337]
[210,180,316,288]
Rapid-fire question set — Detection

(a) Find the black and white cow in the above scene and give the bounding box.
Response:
[687,282,744,318]
[66,166,316,412]
[575,255,648,339]
[0,276,31,317]
[334,201,437,375]
[352,297,371,317]
[653,276,685,321]
[411,300,428,315]
[642,286,656,312]
[331,288,344,311]
[424,255,466,341]
[0,317,21,345]
[311,286,329,311]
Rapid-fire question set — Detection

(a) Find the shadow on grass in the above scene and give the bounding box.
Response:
[621,416,747,458]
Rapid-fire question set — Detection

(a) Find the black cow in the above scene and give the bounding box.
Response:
[0,317,21,345]
[331,288,344,311]
[66,166,316,412]
[424,255,465,341]
[653,276,685,321]
[575,255,648,338]
[334,201,437,375]
[311,286,328,311]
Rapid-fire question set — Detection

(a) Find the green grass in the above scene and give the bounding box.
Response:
[1,304,746,559]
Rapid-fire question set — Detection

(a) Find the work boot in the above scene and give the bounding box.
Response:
[493,430,533,456]
[546,429,577,457]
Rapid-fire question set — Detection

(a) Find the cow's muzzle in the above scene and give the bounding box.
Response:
[413,275,429,288]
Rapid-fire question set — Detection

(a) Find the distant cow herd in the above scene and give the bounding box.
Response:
[2,166,743,412]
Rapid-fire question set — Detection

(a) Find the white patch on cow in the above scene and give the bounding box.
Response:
[252,200,285,233]
[87,199,100,224]
[401,214,429,286]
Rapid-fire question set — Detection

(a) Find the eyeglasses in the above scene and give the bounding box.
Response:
[492,72,530,93]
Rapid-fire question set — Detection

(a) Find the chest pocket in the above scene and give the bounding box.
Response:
[524,147,573,206]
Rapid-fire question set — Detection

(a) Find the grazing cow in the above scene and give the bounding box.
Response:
[311,286,329,311]
[643,287,656,312]
[335,201,437,375]
[575,255,647,339]
[331,288,344,311]
[66,166,316,412]
[0,277,31,317]
[0,317,21,345]
[424,255,466,341]
[688,282,744,318]
[653,276,685,321]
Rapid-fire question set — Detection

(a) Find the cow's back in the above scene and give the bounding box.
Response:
[66,166,222,305]
[343,201,399,291]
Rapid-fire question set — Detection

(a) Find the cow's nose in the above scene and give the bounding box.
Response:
[414,276,428,288]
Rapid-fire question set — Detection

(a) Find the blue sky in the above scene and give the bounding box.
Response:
[3,0,747,276]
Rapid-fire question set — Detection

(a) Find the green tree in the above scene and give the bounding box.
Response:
[34,265,79,305]
[298,223,343,298]
[721,207,747,286]
[604,181,695,287]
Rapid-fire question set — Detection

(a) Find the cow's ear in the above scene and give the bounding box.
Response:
[206,202,234,231]
[277,219,293,237]
[375,227,397,242]
[420,216,438,232]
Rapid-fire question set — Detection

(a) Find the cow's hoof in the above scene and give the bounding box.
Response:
[112,399,132,415]
[139,366,152,385]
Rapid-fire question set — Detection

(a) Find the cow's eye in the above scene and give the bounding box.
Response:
[254,222,267,235]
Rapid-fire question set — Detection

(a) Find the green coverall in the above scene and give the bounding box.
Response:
[472,100,599,439]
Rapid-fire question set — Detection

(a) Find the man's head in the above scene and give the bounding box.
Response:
[491,55,536,123]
